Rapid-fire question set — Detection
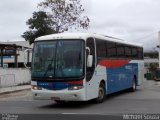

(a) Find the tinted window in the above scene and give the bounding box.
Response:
[125,46,132,57]
[96,39,107,58]
[86,38,95,60]
[107,42,117,57]
[138,47,143,59]
[117,44,124,57]
[32,40,84,78]
[86,38,95,81]
[132,47,138,58]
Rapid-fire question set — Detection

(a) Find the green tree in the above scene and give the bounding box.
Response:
[38,0,90,32]
[22,0,90,44]
[22,11,55,44]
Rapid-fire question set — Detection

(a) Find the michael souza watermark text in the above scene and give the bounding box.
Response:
[123,114,160,120]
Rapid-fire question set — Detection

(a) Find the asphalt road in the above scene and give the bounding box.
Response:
[0,80,160,120]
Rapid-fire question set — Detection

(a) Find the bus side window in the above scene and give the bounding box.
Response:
[138,47,143,59]
[96,39,107,60]
[132,47,138,58]
[86,37,95,82]
[107,42,117,57]
[117,43,125,57]
[125,46,132,58]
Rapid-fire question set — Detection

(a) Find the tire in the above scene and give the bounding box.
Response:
[94,83,106,103]
[130,77,137,92]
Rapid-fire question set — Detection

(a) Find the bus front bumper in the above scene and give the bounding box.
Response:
[31,88,86,101]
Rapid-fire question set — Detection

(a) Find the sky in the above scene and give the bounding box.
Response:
[0,0,160,52]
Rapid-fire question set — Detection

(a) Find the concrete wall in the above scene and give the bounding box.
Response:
[0,68,31,88]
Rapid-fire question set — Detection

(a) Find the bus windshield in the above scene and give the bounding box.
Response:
[32,40,84,79]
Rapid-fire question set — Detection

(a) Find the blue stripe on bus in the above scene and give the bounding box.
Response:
[106,63,138,94]
[37,80,83,90]
[37,82,69,90]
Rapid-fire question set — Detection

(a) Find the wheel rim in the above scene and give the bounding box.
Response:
[98,87,104,100]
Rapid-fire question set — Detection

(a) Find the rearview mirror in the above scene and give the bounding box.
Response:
[87,55,93,67]
[24,49,32,69]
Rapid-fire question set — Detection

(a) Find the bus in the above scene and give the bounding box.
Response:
[31,33,144,103]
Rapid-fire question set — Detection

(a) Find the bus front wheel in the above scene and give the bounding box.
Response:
[94,83,106,103]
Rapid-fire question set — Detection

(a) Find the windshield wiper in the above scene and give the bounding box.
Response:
[41,64,53,80]
[41,42,58,80]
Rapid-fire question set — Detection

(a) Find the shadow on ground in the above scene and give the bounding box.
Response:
[38,88,137,109]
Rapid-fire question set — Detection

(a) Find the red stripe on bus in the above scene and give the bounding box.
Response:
[98,59,130,68]
[67,80,83,84]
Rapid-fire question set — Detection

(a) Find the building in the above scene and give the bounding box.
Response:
[144,51,159,70]
[0,41,33,68]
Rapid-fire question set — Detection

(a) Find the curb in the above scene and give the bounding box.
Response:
[0,85,31,95]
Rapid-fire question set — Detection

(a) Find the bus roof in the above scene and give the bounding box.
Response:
[35,33,143,47]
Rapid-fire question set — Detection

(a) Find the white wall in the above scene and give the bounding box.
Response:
[0,68,31,88]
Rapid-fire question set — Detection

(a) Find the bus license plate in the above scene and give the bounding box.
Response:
[51,97,60,101]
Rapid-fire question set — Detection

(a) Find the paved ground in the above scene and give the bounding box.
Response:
[0,80,160,120]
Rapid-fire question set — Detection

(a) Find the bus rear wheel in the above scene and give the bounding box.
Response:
[94,83,106,103]
[130,77,137,92]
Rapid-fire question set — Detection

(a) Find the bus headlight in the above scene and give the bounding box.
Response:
[32,85,42,90]
[68,86,83,90]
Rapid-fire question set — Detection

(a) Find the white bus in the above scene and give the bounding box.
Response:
[31,33,144,103]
